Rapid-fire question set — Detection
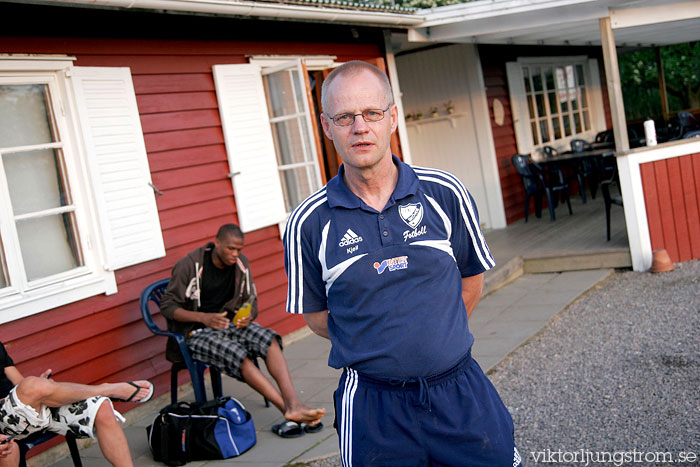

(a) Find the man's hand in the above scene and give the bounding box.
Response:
[235,315,252,329]
[201,311,230,330]
[0,435,15,458]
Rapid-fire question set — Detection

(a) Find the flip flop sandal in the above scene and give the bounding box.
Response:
[302,421,324,434]
[271,420,305,439]
[112,381,155,403]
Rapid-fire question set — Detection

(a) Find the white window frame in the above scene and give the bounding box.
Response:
[0,57,164,324]
[506,56,607,157]
[213,58,327,234]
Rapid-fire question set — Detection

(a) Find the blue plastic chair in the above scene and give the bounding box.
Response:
[140,279,269,407]
[18,431,81,467]
[140,278,222,404]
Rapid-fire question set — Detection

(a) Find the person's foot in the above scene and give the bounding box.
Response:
[284,404,326,425]
[109,381,154,403]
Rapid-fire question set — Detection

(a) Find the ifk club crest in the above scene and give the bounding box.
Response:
[398,202,423,229]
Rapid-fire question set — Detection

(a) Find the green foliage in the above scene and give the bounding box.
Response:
[619,41,700,121]
[661,42,700,111]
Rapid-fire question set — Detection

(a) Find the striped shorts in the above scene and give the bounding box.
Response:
[334,351,521,467]
[0,386,122,440]
[187,322,282,380]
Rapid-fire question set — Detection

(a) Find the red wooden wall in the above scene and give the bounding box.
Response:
[479,44,612,224]
[640,152,700,263]
[0,10,386,439]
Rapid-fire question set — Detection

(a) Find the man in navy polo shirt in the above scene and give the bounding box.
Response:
[284,61,521,467]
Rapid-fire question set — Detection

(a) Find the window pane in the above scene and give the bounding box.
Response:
[0,85,55,148]
[580,87,588,107]
[576,64,585,86]
[571,90,579,110]
[583,111,590,130]
[532,68,543,92]
[574,113,582,133]
[563,115,572,136]
[545,68,554,90]
[3,148,70,216]
[265,71,299,118]
[0,237,8,289]
[279,165,316,213]
[548,92,558,115]
[535,94,545,117]
[523,67,531,93]
[527,95,535,119]
[531,121,539,145]
[552,117,562,139]
[16,213,83,281]
[271,118,312,166]
[539,119,550,143]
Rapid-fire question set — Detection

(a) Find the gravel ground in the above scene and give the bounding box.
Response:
[298,261,700,467]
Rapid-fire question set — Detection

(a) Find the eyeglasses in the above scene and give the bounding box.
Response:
[327,105,392,127]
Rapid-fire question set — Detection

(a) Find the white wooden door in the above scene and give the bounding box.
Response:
[397,44,503,229]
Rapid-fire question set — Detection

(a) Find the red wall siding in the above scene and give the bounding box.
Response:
[640,152,700,263]
[0,34,384,418]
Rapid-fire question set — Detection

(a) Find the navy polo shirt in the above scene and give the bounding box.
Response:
[284,156,495,378]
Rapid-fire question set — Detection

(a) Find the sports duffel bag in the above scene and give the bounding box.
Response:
[146,396,256,465]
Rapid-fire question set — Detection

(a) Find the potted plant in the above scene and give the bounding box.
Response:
[405,113,413,122]
[415,112,424,120]
[444,100,455,114]
[430,106,439,118]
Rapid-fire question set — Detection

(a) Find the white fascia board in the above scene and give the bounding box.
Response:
[35,0,425,26]
[412,0,614,43]
[610,1,700,29]
[416,0,613,28]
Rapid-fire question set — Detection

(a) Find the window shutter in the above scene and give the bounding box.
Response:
[70,67,165,270]
[505,62,534,155]
[586,58,608,134]
[212,63,286,233]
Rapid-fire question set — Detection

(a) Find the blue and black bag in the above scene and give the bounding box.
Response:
[147,396,256,465]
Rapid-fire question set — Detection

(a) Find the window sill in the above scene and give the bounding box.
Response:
[0,270,117,324]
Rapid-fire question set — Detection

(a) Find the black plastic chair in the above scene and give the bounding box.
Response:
[600,165,623,241]
[678,111,699,137]
[140,279,269,406]
[595,129,614,143]
[511,154,543,222]
[682,129,700,139]
[18,431,81,467]
[529,158,572,221]
[570,139,598,202]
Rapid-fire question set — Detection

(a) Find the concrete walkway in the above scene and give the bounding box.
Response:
[46,268,611,467]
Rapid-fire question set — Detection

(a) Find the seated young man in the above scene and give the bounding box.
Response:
[160,223,325,438]
[0,341,153,467]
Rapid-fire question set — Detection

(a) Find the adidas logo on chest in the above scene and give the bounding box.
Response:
[339,228,363,247]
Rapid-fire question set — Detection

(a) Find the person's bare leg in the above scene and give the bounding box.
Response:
[14,377,152,412]
[264,341,325,425]
[240,358,285,412]
[93,402,133,467]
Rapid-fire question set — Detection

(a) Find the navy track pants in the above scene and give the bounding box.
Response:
[334,352,522,467]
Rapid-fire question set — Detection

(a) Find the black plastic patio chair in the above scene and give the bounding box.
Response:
[570,139,598,202]
[18,431,81,467]
[600,165,623,241]
[511,154,543,222]
[529,158,573,221]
